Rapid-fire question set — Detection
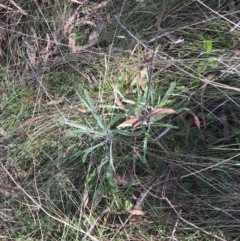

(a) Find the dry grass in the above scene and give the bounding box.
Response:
[1,0,240,240]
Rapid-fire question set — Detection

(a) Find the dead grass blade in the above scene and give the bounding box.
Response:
[69,0,82,4]
[163,196,227,241]
[125,209,145,216]
[82,184,89,209]
[9,0,27,15]
[17,115,45,130]
[0,4,13,11]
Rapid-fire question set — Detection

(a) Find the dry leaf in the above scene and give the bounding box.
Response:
[40,34,59,62]
[69,35,76,53]
[0,186,15,198]
[125,209,145,216]
[113,91,126,109]
[130,68,147,88]
[89,22,106,42]
[17,116,44,130]
[0,127,8,137]
[114,173,138,186]
[26,42,36,69]
[117,108,177,130]
[117,118,138,128]
[187,111,200,130]
[128,43,139,60]
[77,108,91,114]
[43,96,64,106]
[0,185,25,199]
[75,22,106,52]
[63,15,76,35]
[88,30,99,43]
[132,108,177,130]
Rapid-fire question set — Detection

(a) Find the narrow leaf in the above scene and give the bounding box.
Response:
[82,141,106,163]
[112,130,143,137]
[154,127,171,141]
[84,90,104,129]
[106,113,125,129]
[78,91,104,129]
[57,118,92,131]
[161,81,176,103]
[66,130,100,136]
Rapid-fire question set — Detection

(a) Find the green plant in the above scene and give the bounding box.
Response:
[57,89,144,207]
[203,40,213,54]
[57,89,144,163]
